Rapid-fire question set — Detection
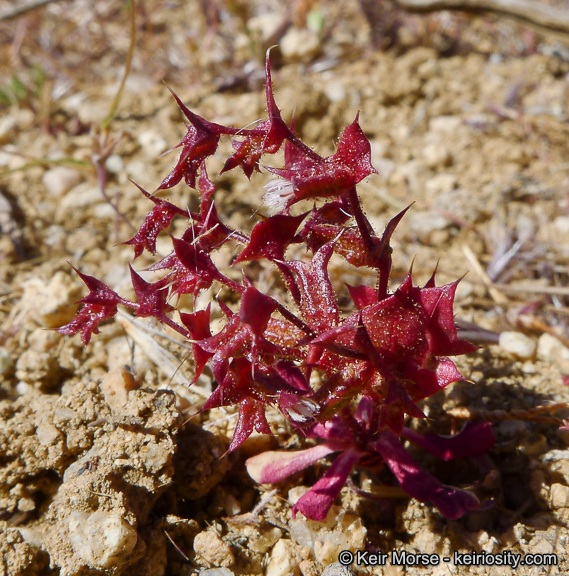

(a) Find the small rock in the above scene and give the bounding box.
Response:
[288,486,310,506]
[68,510,138,569]
[281,27,321,63]
[322,563,353,576]
[0,347,14,377]
[223,494,241,516]
[0,116,16,144]
[77,100,107,124]
[429,115,462,134]
[424,173,456,195]
[42,167,82,197]
[60,183,104,210]
[409,211,450,243]
[105,154,124,174]
[15,349,61,389]
[138,130,168,158]
[537,333,569,362]
[199,569,235,576]
[266,539,302,576]
[28,328,62,352]
[100,368,139,412]
[17,498,36,513]
[16,526,43,548]
[526,535,555,555]
[93,203,116,219]
[249,526,282,554]
[422,143,451,168]
[550,483,569,509]
[35,423,63,446]
[499,331,536,360]
[324,81,346,103]
[543,449,569,462]
[247,13,284,43]
[554,216,569,234]
[193,529,234,568]
[106,336,154,375]
[537,333,569,373]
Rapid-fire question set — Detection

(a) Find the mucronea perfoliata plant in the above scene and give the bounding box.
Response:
[60,52,494,522]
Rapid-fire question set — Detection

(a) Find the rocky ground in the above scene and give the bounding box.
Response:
[1,1,569,574]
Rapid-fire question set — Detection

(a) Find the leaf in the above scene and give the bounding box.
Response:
[180,305,213,383]
[246,444,337,484]
[58,303,119,345]
[227,397,272,452]
[234,212,307,263]
[124,182,187,259]
[416,279,478,356]
[268,114,377,208]
[58,266,134,345]
[373,431,480,520]
[402,422,495,461]
[239,285,278,337]
[158,89,234,190]
[129,265,174,319]
[280,242,339,333]
[292,448,362,521]
[221,54,289,178]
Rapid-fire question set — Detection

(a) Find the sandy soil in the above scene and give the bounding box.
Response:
[1,1,569,575]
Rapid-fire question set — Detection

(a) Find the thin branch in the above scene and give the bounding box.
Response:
[0,0,64,22]
[101,0,137,131]
[494,283,569,297]
[394,0,569,35]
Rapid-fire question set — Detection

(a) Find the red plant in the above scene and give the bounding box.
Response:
[59,51,493,521]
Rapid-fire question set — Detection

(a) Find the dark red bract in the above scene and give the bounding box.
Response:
[59,50,493,521]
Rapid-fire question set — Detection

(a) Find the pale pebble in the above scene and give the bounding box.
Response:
[68,510,138,569]
[20,272,81,328]
[266,539,302,576]
[105,154,124,174]
[61,183,104,210]
[249,527,282,554]
[100,368,138,412]
[247,13,284,43]
[321,561,353,575]
[193,529,234,567]
[424,173,456,195]
[199,569,234,576]
[550,483,569,509]
[537,333,569,362]
[499,331,536,360]
[93,203,117,218]
[138,130,168,158]
[28,328,62,352]
[42,167,82,197]
[324,80,346,103]
[429,115,462,134]
[281,27,321,63]
[16,381,33,396]
[0,116,16,144]
[0,347,14,377]
[17,527,43,548]
[36,423,63,446]
[422,143,451,168]
[17,498,36,512]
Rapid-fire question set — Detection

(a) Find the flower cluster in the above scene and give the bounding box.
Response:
[60,52,493,521]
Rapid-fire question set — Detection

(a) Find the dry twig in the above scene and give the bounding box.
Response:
[394,0,569,35]
[0,0,65,22]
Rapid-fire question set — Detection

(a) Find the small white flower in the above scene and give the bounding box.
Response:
[263,178,295,213]
[284,398,320,424]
